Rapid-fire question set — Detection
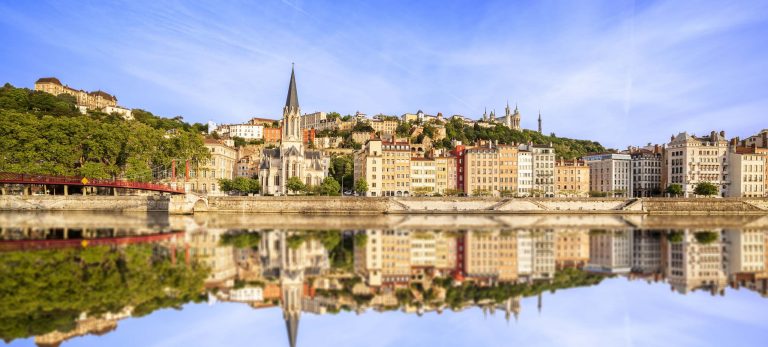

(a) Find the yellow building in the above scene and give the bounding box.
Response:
[555,159,590,197]
[35,77,117,110]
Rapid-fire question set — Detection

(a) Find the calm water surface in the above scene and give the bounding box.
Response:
[1,212,767,347]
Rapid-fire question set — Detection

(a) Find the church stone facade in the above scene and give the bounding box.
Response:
[259,67,329,195]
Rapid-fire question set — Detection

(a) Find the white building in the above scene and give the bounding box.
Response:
[517,150,533,196]
[727,151,765,197]
[583,153,633,197]
[103,105,133,120]
[229,287,264,302]
[586,230,632,274]
[665,131,729,197]
[630,146,663,197]
[229,123,264,140]
[519,144,556,197]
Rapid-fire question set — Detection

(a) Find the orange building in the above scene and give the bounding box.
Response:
[263,128,282,143]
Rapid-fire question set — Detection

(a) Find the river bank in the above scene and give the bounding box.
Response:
[1,195,767,215]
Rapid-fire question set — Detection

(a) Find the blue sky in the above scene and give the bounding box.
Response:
[7,278,768,347]
[1,0,767,148]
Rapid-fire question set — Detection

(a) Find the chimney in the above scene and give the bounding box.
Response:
[720,130,725,137]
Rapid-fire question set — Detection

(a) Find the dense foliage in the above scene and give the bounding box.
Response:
[439,117,606,159]
[0,83,209,181]
[694,182,719,196]
[218,177,261,195]
[442,268,605,308]
[0,245,209,342]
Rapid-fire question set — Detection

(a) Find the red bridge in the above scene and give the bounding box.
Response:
[0,172,185,195]
[0,231,184,252]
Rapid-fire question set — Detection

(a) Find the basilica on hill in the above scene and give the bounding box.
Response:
[259,66,330,195]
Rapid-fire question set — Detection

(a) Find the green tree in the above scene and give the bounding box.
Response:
[286,176,306,195]
[665,184,683,197]
[319,177,341,196]
[694,182,719,197]
[694,231,719,244]
[354,178,368,195]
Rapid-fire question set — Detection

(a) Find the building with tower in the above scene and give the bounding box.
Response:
[259,66,330,195]
[504,102,521,131]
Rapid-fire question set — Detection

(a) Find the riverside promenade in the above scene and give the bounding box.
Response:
[1,195,768,215]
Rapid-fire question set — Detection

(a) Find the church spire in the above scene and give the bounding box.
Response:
[537,110,542,134]
[285,63,299,109]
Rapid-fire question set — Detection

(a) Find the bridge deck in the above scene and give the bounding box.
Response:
[0,172,185,194]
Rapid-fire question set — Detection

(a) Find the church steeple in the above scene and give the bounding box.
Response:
[285,64,299,109]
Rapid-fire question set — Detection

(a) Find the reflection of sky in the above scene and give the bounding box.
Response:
[8,278,768,347]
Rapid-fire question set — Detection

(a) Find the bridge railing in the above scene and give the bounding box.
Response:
[0,172,185,194]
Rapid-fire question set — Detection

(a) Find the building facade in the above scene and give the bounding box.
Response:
[187,139,237,195]
[583,153,633,197]
[630,147,663,197]
[665,131,729,197]
[555,159,590,197]
[35,77,118,110]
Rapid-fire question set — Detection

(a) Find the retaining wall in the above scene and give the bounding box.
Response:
[0,195,170,212]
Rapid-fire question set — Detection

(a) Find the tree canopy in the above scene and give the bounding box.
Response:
[0,84,209,181]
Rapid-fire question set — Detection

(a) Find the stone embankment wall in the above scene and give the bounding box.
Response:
[1,195,767,215]
[0,195,170,212]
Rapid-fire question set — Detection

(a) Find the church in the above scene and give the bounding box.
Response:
[259,66,330,195]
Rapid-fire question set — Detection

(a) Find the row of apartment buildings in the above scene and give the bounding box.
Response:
[353,139,587,197]
[352,129,768,198]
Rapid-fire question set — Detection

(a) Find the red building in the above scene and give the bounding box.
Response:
[451,144,467,194]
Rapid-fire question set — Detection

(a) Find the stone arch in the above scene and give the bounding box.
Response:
[192,199,208,213]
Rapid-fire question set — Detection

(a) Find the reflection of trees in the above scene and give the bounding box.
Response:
[0,245,209,342]
[443,268,604,309]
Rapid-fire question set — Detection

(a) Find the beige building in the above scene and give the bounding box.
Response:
[354,229,413,286]
[369,119,399,136]
[35,77,118,110]
[583,153,633,197]
[665,131,729,197]
[188,139,237,195]
[301,111,327,129]
[729,147,766,197]
[667,230,727,295]
[435,155,457,195]
[354,140,412,197]
[187,229,237,285]
[555,230,590,268]
[555,159,590,197]
[464,231,518,282]
[464,143,518,196]
[410,158,437,195]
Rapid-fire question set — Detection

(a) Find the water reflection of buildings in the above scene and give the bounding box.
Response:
[12,223,768,347]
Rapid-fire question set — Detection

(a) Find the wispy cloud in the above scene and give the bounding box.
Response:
[1,0,767,147]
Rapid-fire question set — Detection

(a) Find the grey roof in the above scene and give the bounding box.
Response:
[286,65,299,109]
[263,148,281,158]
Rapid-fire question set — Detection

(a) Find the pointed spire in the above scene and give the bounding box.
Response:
[285,313,299,347]
[285,64,299,109]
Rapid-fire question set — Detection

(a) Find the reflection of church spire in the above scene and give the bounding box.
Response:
[537,292,542,314]
[285,312,299,347]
